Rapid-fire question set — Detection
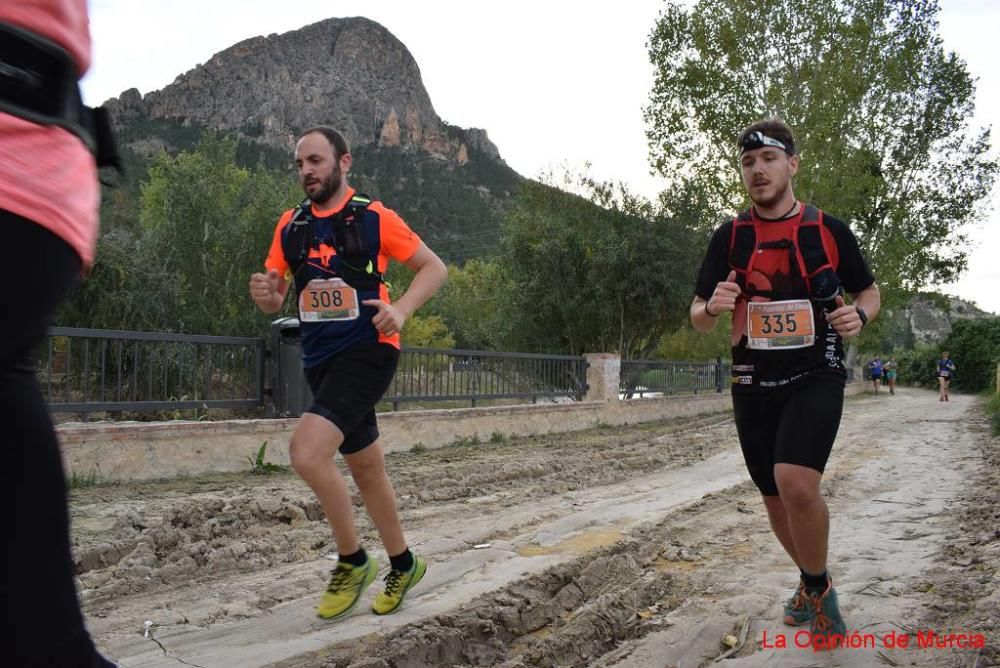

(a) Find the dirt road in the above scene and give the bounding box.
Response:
[70,388,998,667]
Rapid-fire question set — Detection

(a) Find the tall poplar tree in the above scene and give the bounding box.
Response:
[646,0,996,298]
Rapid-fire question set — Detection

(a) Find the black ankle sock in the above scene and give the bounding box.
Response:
[389,548,414,572]
[803,570,828,590]
[339,548,368,567]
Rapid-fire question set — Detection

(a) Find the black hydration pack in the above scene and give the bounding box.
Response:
[281,193,386,296]
[0,22,120,171]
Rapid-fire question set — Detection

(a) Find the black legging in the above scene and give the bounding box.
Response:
[2,210,115,666]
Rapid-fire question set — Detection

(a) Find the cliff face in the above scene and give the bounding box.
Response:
[100,16,521,264]
[103,16,501,164]
[892,295,994,347]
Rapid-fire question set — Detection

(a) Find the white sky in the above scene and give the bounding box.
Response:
[82,0,998,313]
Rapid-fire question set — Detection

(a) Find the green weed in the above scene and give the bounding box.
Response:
[248,441,287,475]
[67,468,102,489]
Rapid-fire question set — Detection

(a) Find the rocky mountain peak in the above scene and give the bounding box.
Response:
[103,16,501,163]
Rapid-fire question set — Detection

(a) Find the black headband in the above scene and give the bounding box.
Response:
[740,130,792,155]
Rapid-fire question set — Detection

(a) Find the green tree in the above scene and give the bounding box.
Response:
[429,260,514,350]
[402,314,456,349]
[57,227,181,331]
[496,175,697,358]
[139,134,299,335]
[646,0,997,301]
[658,319,732,361]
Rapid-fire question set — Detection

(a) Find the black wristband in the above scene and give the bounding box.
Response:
[704,301,718,318]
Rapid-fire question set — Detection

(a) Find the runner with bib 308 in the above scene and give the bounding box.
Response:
[250,126,447,621]
[690,118,881,649]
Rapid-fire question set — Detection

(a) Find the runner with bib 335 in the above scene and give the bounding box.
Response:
[690,119,881,649]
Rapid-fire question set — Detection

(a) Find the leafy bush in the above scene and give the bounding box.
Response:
[940,318,1000,393]
[894,318,1000,392]
[894,346,940,389]
[986,393,1000,436]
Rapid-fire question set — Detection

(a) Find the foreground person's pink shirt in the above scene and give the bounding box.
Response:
[0,0,99,267]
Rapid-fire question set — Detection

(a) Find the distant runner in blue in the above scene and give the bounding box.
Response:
[868,357,883,394]
[936,351,956,402]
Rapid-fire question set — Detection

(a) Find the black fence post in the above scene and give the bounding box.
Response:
[716,356,723,393]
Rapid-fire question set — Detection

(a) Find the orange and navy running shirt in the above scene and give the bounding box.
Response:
[264,187,421,368]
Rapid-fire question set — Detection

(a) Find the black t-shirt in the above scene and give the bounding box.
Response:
[694,207,875,393]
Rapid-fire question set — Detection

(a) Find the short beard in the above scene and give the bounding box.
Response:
[750,181,792,210]
[305,164,342,204]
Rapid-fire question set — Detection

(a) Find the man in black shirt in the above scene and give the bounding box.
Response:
[691,118,880,648]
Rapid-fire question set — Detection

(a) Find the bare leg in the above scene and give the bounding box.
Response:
[344,440,407,556]
[762,494,802,567]
[289,413,360,555]
[773,463,828,574]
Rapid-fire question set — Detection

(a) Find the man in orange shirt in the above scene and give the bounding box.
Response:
[250,126,447,620]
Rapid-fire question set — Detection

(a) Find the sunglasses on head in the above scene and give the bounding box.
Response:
[740,131,791,155]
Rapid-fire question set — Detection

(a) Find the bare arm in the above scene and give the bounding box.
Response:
[690,296,718,332]
[690,270,740,333]
[362,242,448,336]
[393,243,448,318]
[249,270,289,314]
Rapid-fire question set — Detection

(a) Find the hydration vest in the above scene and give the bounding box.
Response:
[727,204,837,301]
[281,193,386,296]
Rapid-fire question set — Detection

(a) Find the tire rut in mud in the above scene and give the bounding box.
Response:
[272,486,757,668]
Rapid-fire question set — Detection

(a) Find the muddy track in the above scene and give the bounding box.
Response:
[74,391,997,667]
[73,413,734,631]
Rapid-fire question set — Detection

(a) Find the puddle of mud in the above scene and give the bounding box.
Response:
[518,526,628,557]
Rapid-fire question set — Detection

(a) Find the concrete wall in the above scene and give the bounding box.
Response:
[57,393,731,482]
[57,352,866,482]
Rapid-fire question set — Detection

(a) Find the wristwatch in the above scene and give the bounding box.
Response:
[856,306,868,328]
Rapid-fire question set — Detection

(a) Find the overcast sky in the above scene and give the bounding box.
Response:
[82,0,998,314]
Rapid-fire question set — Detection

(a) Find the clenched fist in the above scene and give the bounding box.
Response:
[362,298,406,337]
[825,295,864,339]
[706,270,741,316]
[249,269,282,312]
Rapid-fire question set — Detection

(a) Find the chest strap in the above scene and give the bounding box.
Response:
[0,22,120,170]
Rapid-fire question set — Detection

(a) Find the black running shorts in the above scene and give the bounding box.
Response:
[303,341,399,454]
[731,373,845,496]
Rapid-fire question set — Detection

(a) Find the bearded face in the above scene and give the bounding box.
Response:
[295,132,349,206]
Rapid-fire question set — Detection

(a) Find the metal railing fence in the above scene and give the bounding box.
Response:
[41,327,265,416]
[384,347,589,410]
[42,325,738,419]
[619,358,729,397]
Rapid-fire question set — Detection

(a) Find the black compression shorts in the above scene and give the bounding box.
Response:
[304,341,399,454]
[731,373,845,496]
